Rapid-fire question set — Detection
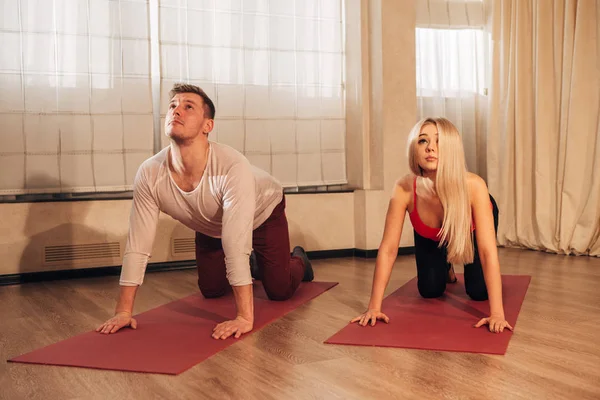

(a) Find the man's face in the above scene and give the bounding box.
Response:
[165,93,213,141]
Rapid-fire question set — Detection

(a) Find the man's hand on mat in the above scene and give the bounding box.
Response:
[96,312,137,334]
[212,316,253,339]
[350,309,390,327]
[474,315,513,333]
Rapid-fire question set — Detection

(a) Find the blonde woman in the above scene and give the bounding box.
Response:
[351,117,512,334]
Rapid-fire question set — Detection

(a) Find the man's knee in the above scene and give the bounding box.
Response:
[263,282,294,301]
[198,281,228,299]
[264,288,293,301]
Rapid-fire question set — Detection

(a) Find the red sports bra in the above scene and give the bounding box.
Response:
[408,177,480,241]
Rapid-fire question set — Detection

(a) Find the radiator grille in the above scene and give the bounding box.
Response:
[172,238,196,255]
[44,242,121,263]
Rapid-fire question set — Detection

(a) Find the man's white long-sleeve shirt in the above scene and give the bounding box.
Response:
[119,141,283,287]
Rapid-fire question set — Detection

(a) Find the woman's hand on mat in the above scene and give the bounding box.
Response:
[474,315,513,333]
[212,316,253,340]
[350,309,390,327]
[96,312,137,334]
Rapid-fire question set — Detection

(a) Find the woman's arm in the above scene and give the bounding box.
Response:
[470,175,512,333]
[351,177,411,326]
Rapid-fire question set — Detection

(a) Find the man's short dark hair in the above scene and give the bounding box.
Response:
[169,83,216,119]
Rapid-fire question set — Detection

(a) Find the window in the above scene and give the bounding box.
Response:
[414,0,490,175]
[0,0,347,199]
[0,0,153,197]
[416,27,488,97]
[158,0,347,188]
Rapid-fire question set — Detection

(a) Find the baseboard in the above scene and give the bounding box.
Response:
[353,249,378,258]
[0,247,415,286]
[351,247,415,259]
[305,249,355,259]
[0,260,198,286]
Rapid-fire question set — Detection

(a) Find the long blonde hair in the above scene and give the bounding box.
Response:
[407,117,474,264]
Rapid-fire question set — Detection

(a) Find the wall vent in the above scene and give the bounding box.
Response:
[44,242,120,264]
[172,237,196,255]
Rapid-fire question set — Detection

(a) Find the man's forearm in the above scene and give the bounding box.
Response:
[232,284,254,322]
[115,285,139,315]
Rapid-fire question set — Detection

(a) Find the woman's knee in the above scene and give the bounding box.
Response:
[418,283,445,299]
[466,286,488,301]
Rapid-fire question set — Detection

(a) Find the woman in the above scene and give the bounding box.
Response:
[351,117,512,334]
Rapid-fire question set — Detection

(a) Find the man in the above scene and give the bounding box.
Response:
[96,83,313,340]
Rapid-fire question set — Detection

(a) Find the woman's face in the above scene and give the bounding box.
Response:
[416,123,438,172]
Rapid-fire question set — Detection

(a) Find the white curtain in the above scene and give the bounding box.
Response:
[0,0,347,195]
[415,0,490,177]
[487,0,600,256]
[157,0,347,188]
[0,0,154,195]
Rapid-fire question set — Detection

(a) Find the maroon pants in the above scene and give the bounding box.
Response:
[195,196,305,301]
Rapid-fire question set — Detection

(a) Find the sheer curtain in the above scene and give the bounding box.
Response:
[157,0,347,188]
[0,0,347,196]
[415,0,489,177]
[0,0,153,195]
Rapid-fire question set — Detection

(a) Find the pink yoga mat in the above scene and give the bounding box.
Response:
[9,281,338,375]
[325,274,530,355]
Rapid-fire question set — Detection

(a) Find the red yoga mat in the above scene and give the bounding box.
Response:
[9,281,338,375]
[325,274,530,355]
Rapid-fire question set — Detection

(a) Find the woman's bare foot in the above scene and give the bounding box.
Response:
[447,264,457,283]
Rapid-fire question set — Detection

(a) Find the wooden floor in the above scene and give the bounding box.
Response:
[1,247,599,400]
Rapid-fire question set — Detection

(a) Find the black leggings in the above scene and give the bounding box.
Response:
[414,195,499,301]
